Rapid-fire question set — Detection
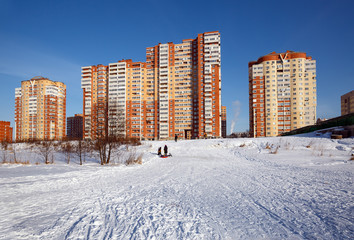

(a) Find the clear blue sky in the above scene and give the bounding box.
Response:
[1,0,353,134]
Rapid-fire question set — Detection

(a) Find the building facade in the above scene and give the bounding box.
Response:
[0,121,12,142]
[249,51,317,137]
[341,90,354,115]
[67,114,83,139]
[82,31,222,140]
[15,76,66,141]
[221,106,227,138]
[81,65,108,139]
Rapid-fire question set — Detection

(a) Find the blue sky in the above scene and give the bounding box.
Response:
[1,0,353,134]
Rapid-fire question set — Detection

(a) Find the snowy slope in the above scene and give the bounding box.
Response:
[0,136,353,239]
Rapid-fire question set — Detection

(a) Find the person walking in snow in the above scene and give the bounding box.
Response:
[164,145,168,156]
[158,147,161,156]
[175,134,178,142]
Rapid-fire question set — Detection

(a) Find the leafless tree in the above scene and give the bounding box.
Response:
[0,141,9,163]
[37,140,56,164]
[91,100,126,165]
[62,141,73,164]
[77,140,84,165]
[12,143,18,163]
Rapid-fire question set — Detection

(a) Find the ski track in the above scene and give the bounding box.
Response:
[0,137,353,239]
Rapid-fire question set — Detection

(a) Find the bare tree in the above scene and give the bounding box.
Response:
[91,100,127,165]
[12,143,17,163]
[62,141,73,164]
[37,140,56,164]
[0,141,9,163]
[74,139,85,165]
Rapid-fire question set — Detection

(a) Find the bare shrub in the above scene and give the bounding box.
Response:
[306,140,314,148]
[131,138,141,146]
[270,145,279,154]
[0,141,9,163]
[125,147,143,165]
[284,141,291,150]
[312,145,325,157]
[13,159,29,165]
[265,143,271,149]
[2,159,30,165]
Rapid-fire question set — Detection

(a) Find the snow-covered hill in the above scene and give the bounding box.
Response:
[0,136,353,239]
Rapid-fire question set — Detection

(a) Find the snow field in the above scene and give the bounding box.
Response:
[0,136,353,239]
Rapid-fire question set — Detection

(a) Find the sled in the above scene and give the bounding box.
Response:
[160,154,172,158]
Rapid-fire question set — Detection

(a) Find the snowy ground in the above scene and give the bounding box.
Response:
[0,135,353,239]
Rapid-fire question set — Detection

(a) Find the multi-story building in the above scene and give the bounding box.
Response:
[15,76,66,141]
[107,60,152,139]
[67,114,83,139]
[249,51,317,137]
[0,121,12,142]
[146,31,221,140]
[341,90,354,115]
[221,106,227,138]
[81,65,108,139]
[82,31,222,140]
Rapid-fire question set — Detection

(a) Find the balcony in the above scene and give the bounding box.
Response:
[81,73,91,77]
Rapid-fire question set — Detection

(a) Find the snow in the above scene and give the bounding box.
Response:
[0,136,353,239]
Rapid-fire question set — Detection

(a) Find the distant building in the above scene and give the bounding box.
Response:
[249,51,317,137]
[15,76,66,141]
[341,90,354,115]
[316,118,327,124]
[228,131,249,138]
[221,106,227,138]
[0,121,12,142]
[67,114,83,139]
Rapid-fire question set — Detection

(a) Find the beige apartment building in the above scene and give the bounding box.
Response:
[341,90,354,115]
[81,65,108,139]
[249,51,317,137]
[15,76,66,141]
[82,31,223,140]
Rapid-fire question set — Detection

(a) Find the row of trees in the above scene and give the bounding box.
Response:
[1,99,143,165]
[0,137,141,165]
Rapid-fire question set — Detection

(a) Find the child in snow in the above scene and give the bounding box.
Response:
[164,145,168,156]
[158,147,161,156]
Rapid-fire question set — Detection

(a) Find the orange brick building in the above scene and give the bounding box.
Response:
[82,31,224,140]
[0,121,12,142]
[249,51,317,137]
[15,76,66,141]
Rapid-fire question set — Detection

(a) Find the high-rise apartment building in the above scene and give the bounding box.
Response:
[249,51,317,137]
[0,121,12,142]
[82,31,222,140]
[81,65,108,139]
[67,114,83,139]
[15,76,66,141]
[341,90,354,115]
